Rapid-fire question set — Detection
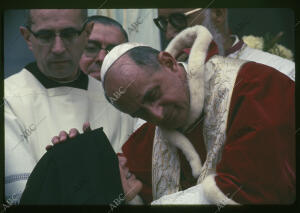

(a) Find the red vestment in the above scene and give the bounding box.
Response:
[121,61,295,204]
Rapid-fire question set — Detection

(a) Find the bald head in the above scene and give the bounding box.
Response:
[103,46,161,105]
[102,44,190,129]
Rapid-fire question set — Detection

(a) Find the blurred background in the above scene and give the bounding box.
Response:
[4,8,294,78]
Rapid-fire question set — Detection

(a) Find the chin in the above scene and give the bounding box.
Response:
[161,122,183,130]
[165,114,189,130]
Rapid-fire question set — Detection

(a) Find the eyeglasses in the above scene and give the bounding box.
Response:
[26,21,87,46]
[153,8,202,32]
[83,42,117,58]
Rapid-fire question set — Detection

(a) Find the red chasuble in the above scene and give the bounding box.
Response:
[120,50,295,204]
[214,62,295,204]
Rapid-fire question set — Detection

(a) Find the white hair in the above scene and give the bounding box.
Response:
[201,9,226,56]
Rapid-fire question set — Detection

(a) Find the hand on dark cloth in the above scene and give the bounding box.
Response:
[45,122,143,202]
[20,128,141,205]
[46,121,91,151]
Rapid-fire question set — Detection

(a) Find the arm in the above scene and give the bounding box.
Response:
[4,100,36,204]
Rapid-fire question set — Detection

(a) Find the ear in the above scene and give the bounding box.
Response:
[20,26,33,51]
[84,22,94,38]
[210,8,227,27]
[157,51,178,72]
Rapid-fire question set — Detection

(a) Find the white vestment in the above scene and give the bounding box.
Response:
[5,68,137,203]
[150,26,295,205]
[151,56,246,205]
[228,35,295,81]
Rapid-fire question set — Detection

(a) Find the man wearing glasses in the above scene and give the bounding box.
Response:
[79,15,128,81]
[154,8,294,81]
[4,9,137,203]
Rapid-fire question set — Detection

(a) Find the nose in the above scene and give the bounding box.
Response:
[51,35,66,55]
[145,103,164,124]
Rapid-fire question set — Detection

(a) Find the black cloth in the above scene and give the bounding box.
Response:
[20,128,124,205]
[25,62,89,90]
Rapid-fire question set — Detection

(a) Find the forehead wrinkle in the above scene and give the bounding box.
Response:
[104,57,136,95]
[91,23,125,44]
[107,56,148,114]
[30,9,82,30]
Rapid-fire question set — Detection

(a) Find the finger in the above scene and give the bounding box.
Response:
[82,122,92,132]
[45,145,53,151]
[58,131,68,142]
[51,136,60,145]
[69,128,79,138]
[125,180,143,202]
[118,156,127,167]
[125,171,132,179]
[119,163,128,189]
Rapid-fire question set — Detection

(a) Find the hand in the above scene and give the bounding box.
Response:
[45,122,92,151]
[118,155,143,202]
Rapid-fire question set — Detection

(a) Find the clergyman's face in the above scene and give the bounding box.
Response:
[158,8,206,42]
[79,23,127,81]
[22,9,90,81]
[104,54,190,130]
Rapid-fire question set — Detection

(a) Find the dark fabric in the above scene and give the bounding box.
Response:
[20,128,124,205]
[25,62,89,90]
[225,38,244,56]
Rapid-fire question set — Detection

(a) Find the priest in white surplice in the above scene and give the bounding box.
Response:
[4,9,137,203]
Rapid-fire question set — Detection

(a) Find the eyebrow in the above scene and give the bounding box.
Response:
[87,40,101,46]
[142,86,159,104]
[88,40,121,47]
[130,92,145,118]
[36,27,80,32]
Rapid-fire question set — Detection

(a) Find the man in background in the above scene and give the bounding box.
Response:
[154,8,295,81]
[79,15,128,81]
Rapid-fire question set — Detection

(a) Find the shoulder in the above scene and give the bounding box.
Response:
[244,46,293,65]
[242,46,294,79]
[5,68,44,98]
[238,61,294,85]
[86,76,106,98]
[5,69,33,92]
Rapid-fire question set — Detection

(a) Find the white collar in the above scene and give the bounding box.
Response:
[231,34,240,47]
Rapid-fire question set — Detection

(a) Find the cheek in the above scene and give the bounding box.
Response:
[32,44,48,61]
[70,39,87,61]
[79,56,94,72]
[167,78,187,102]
